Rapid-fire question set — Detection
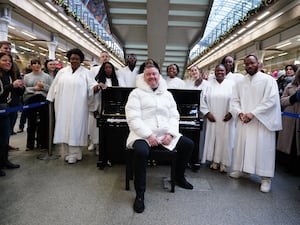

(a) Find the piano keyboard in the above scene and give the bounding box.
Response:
[107,118,127,123]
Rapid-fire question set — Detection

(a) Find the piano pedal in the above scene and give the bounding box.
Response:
[147,159,157,167]
[98,160,112,170]
[107,160,112,167]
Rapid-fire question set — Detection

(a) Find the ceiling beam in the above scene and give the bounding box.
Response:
[147,0,169,67]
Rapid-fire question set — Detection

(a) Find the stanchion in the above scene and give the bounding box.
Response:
[37,101,60,160]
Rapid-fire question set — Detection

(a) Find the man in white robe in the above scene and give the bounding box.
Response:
[117,54,139,87]
[88,51,110,153]
[229,54,282,193]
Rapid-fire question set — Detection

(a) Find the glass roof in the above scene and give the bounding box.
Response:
[189,0,262,60]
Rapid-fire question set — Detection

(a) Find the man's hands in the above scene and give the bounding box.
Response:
[239,112,254,123]
[147,133,173,147]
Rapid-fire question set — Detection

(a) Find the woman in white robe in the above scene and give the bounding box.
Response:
[184,65,209,171]
[200,64,234,172]
[47,48,100,164]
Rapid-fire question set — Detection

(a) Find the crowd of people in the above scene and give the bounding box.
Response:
[0,40,299,213]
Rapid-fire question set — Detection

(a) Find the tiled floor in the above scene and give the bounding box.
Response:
[1,129,300,225]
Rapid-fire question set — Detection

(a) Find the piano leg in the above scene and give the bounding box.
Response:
[97,124,107,169]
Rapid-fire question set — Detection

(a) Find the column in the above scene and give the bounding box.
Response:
[0,5,11,41]
[255,41,265,62]
[47,41,57,60]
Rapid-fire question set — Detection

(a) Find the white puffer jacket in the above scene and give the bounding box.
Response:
[125,75,181,150]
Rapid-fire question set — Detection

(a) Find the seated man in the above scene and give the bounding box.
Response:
[125,64,194,213]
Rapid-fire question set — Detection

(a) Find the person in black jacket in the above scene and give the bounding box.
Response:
[0,52,24,176]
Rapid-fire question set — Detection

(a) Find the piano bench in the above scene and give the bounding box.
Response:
[125,147,177,193]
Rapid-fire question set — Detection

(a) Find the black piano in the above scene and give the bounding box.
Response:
[96,87,132,168]
[168,89,203,171]
[97,87,203,169]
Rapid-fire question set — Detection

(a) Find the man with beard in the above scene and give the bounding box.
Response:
[117,53,139,87]
[229,54,282,193]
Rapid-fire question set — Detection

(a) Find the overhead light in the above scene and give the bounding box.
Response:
[58,12,68,21]
[278,52,288,56]
[45,2,57,12]
[38,47,48,51]
[246,21,257,28]
[264,56,274,60]
[257,11,270,20]
[25,42,35,46]
[68,21,77,28]
[40,52,46,56]
[237,28,246,34]
[276,42,292,49]
[8,25,15,30]
[21,31,36,39]
[57,47,66,52]
[19,46,32,51]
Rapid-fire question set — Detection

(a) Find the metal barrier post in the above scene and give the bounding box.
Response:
[37,101,60,160]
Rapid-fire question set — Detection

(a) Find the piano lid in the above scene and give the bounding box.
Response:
[101,87,134,117]
[168,89,201,120]
[100,87,201,120]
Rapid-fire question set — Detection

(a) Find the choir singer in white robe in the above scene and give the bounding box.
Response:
[47,48,101,164]
[200,64,234,173]
[229,54,282,193]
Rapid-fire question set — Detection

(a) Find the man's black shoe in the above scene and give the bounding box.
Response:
[5,161,20,169]
[133,196,145,213]
[0,169,6,176]
[8,145,19,151]
[176,177,193,190]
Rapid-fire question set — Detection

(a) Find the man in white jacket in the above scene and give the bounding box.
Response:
[229,54,282,193]
[125,64,194,213]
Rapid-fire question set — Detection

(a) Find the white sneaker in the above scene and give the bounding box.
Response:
[229,171,250,179]
[88,143,95,151]
[210,162,219,170]
[260,178,271,193]
[68,156,77,164]
[64,155,71,162]
[219,164,227,173]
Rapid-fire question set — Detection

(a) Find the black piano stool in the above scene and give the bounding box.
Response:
[125,147,177,193]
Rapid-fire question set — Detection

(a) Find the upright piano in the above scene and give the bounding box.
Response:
[97,87,203,169]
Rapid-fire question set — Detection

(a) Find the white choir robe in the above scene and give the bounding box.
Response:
[200,79,234,165]
[165,77,185,89]
[208,72,244,84]
[47,66,97,146]
[184,78,209,90]
[117,66,139,87]
[230,72,282,177]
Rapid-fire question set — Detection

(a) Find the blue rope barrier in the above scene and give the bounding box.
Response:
[0,101,49,114]
[281,111,300,119]
[0,101,299,119]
